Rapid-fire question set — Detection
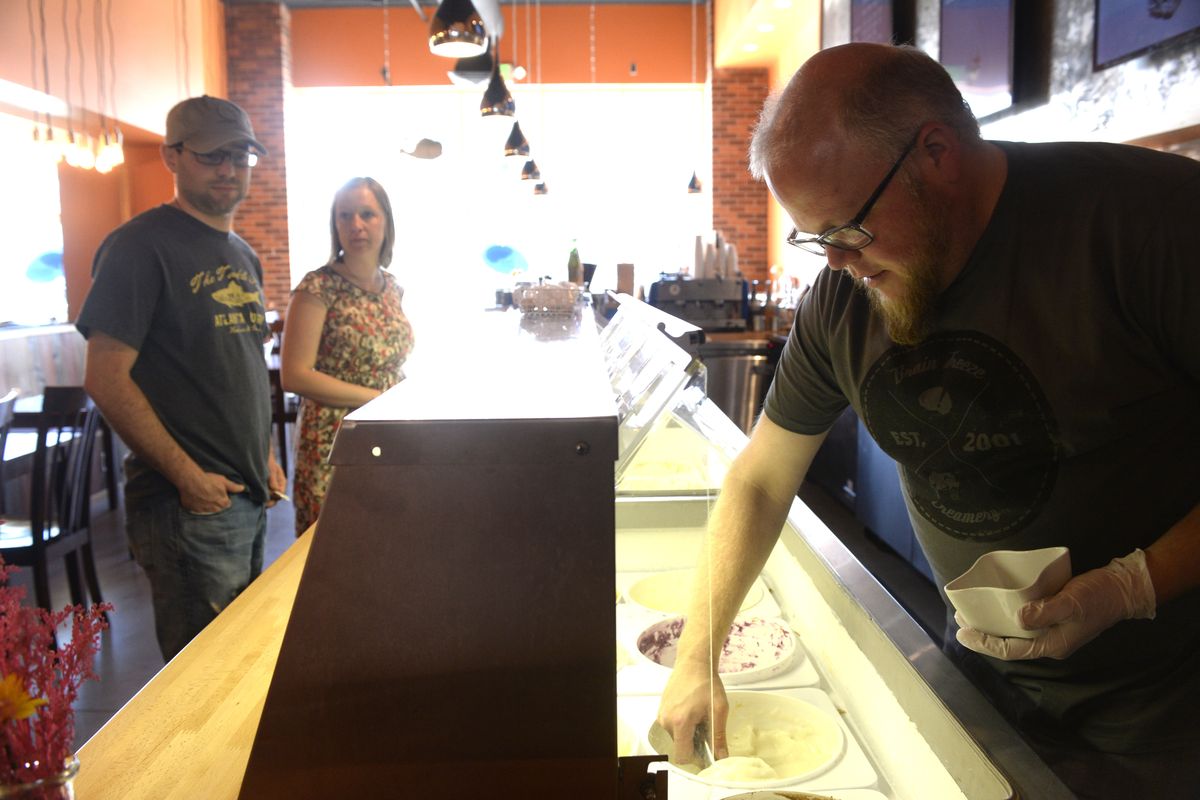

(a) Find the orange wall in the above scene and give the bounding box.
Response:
[1,0,226,140]
[291,5,708,87]
[58,165,124,320]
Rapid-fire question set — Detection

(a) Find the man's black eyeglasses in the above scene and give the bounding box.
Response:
[786,130,920,256]
[171,145,258,169]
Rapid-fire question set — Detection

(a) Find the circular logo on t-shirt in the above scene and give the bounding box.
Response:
[860,331,1059,541]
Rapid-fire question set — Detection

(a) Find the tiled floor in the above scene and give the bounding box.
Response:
[7,478,943,754]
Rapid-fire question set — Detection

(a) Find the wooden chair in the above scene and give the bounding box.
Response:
[270,363,298,477]
[268,319,298,476]
[0,388,17,515]
[0,386,106,613]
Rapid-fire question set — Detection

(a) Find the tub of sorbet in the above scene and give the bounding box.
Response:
[636,615,796,685]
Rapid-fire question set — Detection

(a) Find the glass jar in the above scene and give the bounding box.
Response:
[0,756,79,800]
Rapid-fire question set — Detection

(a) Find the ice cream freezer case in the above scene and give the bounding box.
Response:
[607,298,1072,799]
[222,300,1070,798]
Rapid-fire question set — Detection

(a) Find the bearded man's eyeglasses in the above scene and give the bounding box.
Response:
[785,130,920,256]
[171,145,259,168]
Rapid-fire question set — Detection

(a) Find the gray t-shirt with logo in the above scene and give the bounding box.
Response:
[77,204,272,507]
[765,140,1200,752]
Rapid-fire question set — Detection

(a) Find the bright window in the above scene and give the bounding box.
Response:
[285,83,712,328]
[0,113,67,327]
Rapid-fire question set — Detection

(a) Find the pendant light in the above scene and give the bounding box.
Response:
[480,46,515,119]
[94,0,124,173]
[533,181,548,195]
[685,0,704,193]
[520,159,540,180]
[504,121,530,157]
[429,0,487,58]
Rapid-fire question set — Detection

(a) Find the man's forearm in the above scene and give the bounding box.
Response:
[678,475,793,665]
[674,420,827,667]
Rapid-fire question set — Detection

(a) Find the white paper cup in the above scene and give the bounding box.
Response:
[945,546,1071,638]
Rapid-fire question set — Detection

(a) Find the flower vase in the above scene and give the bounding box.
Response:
[0,756,79,800]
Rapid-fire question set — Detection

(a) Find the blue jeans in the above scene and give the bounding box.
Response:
[126,492,266,661]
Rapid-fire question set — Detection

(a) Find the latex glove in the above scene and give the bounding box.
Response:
[956,549,1156,661]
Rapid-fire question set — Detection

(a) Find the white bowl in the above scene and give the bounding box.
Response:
[645,690,844,788]
[626,569,764,616]
[945,546,1071,638]
[635,615,796,685]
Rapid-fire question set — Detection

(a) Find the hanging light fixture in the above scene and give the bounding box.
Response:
[31,0,63,163]
[429,0,487,58]
[685,0,704,193]
[59,0,93,170]
[520,159,540,181]
[480,47,515,120]
[504,121,530,157]
[533,181,548,195]
[95,0,124,173]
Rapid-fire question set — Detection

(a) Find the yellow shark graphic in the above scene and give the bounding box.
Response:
[211,281,263,309]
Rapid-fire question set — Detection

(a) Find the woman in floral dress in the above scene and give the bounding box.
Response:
[281,177,414,535]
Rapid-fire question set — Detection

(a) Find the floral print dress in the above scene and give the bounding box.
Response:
[292,265,414,534]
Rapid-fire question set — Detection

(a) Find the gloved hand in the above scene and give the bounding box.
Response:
[956,549,1156,661]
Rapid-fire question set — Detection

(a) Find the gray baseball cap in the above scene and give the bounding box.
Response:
[165,95,267,155]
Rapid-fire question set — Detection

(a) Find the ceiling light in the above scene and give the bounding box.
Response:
[520,159,541,180]
[480,64,516,119]
[687,171,702,193]
[756,23,775,33]
[504,122,530,157]
[533,182,548,195]
[741,42,760,53]
[429,0,488,58]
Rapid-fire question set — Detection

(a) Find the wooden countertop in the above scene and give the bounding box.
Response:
[75,530,313,799]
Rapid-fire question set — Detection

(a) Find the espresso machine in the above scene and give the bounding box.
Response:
[646,274,749,332]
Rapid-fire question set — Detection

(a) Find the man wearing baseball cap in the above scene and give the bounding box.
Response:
[77,95,287,661]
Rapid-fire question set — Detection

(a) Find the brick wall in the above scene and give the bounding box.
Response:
[225,2,293,314]
[711,67,770,284]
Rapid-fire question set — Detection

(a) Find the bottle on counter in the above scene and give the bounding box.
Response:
[567,242,583,285]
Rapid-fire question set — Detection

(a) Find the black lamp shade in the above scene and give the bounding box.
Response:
[504,122,531,157]
[429,0,487,58]
[687,171,703,193]
[520,159,541,181]
[481,69,516,117]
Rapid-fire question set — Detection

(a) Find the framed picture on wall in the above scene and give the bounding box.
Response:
[1094,0,1200,70]
[939,0,1014,119]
